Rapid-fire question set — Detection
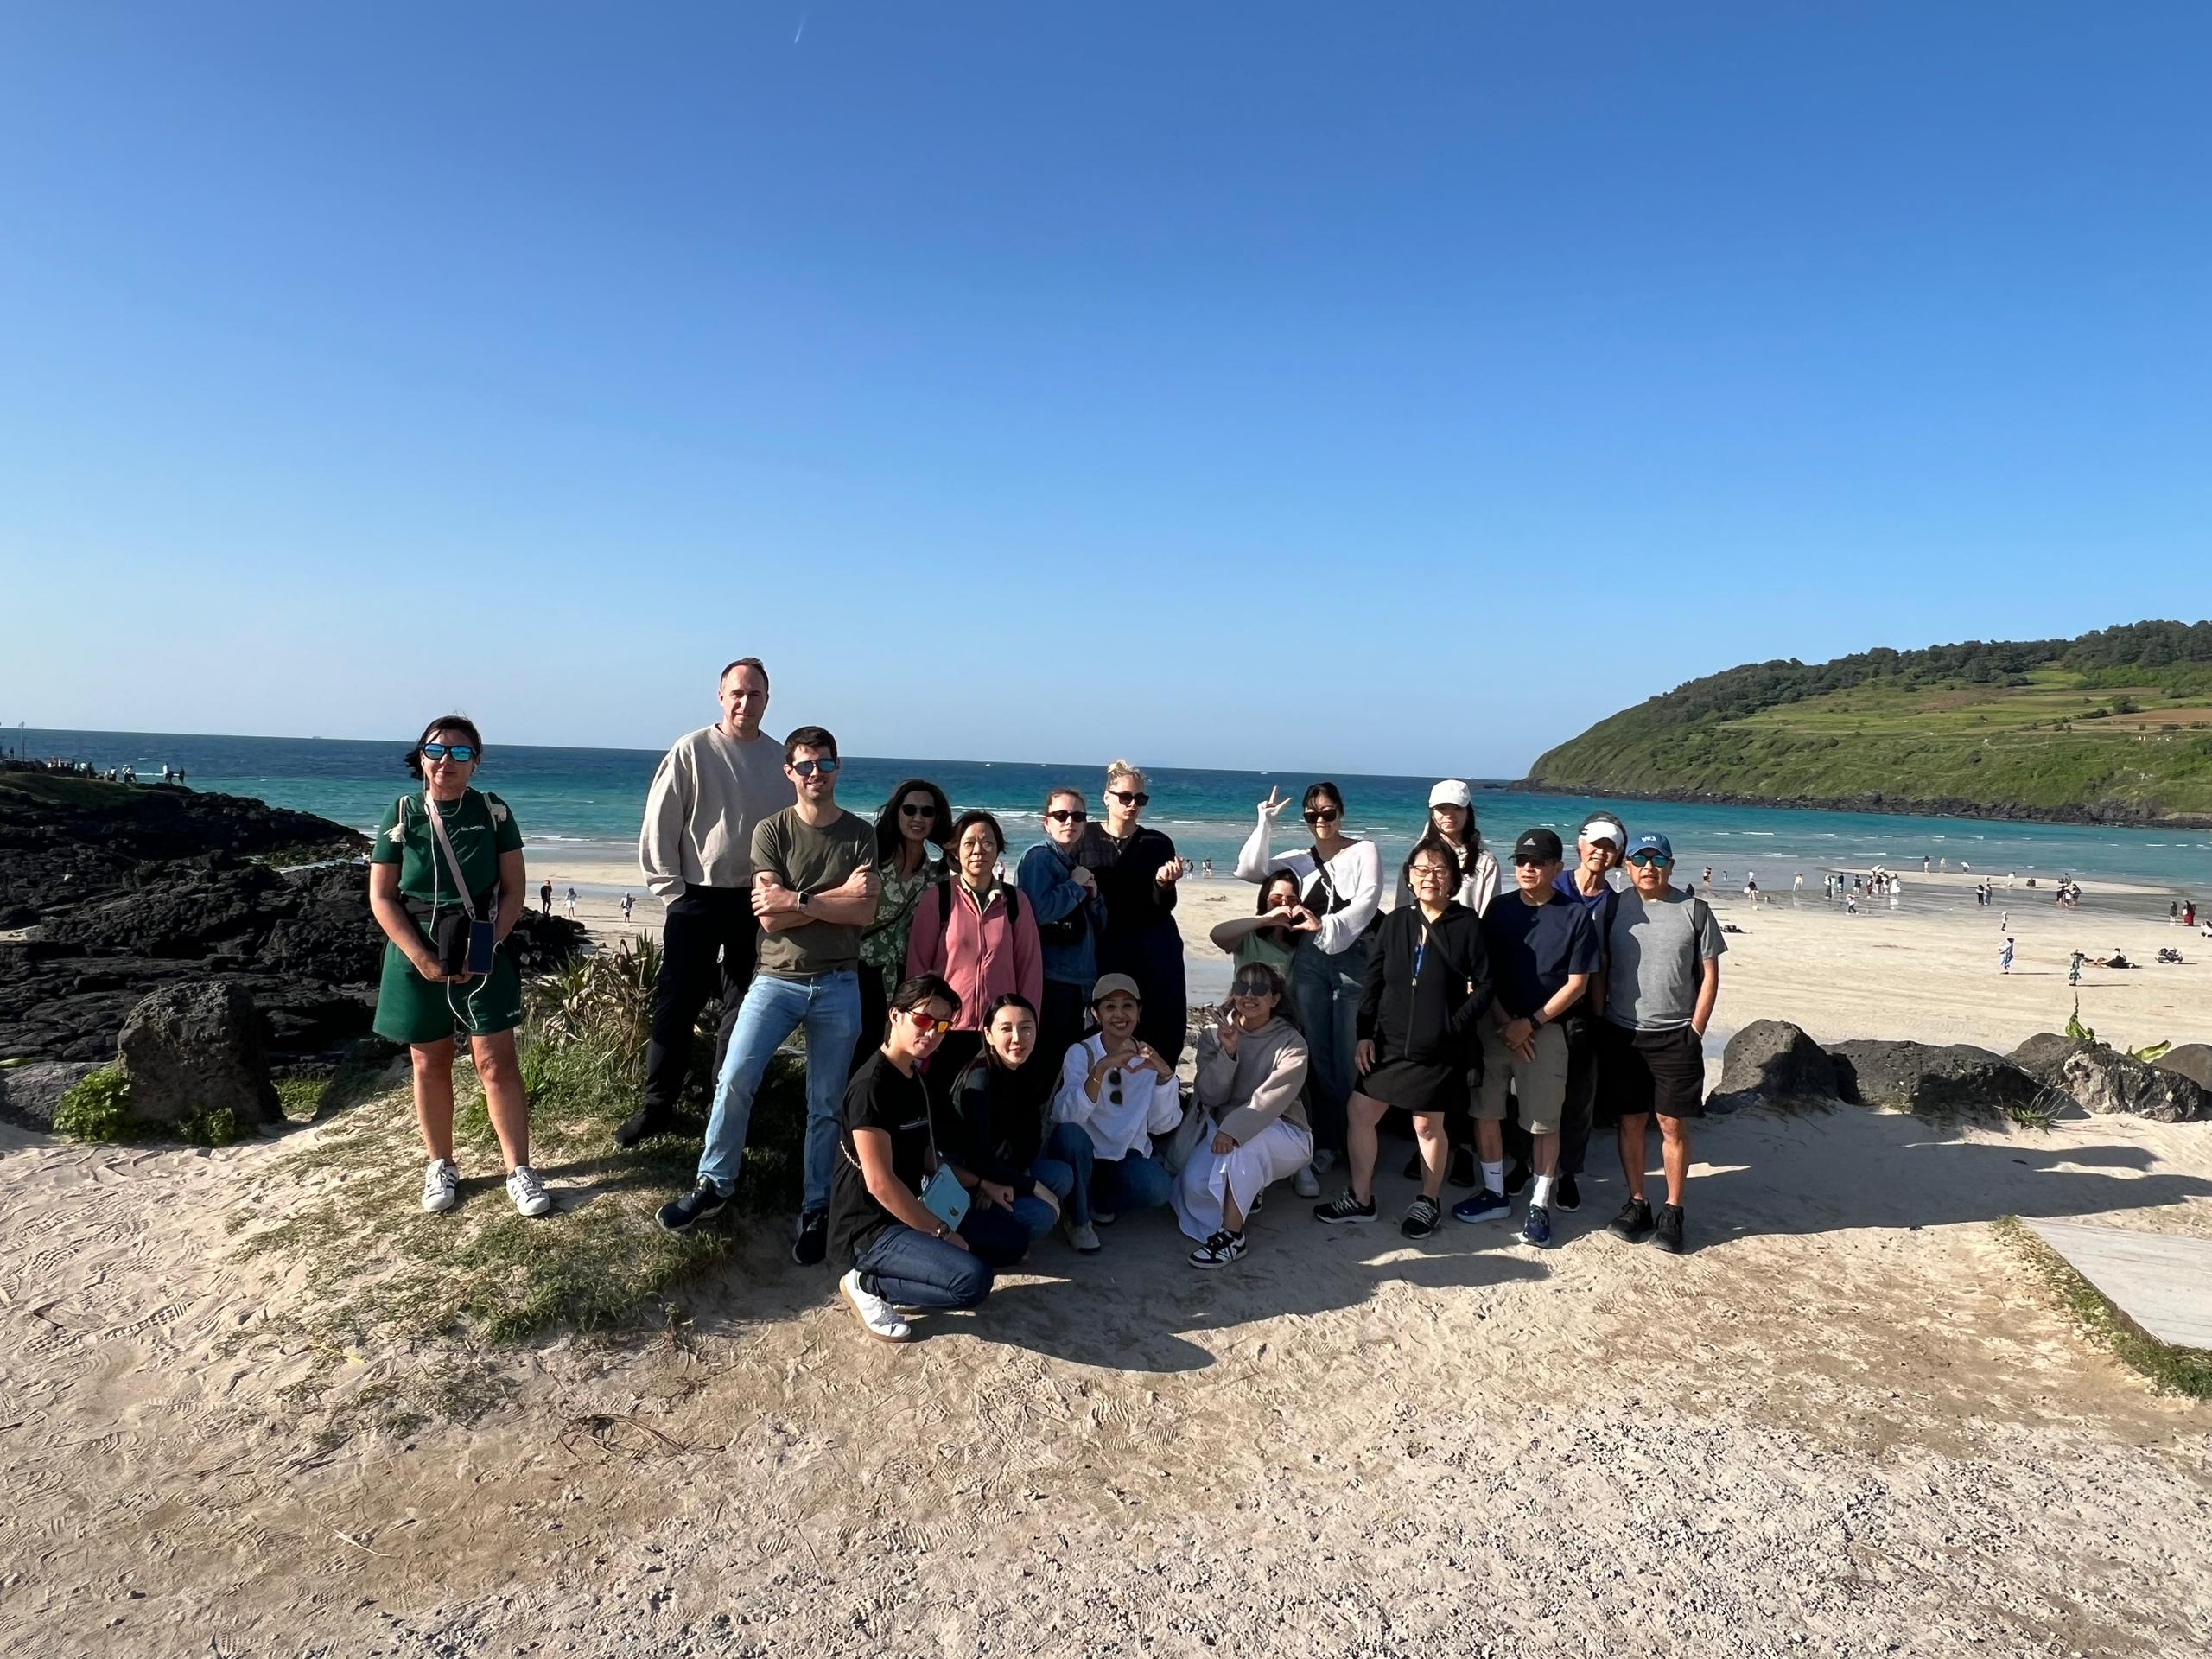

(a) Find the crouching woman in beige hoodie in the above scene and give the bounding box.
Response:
[1173,963,1313,1268]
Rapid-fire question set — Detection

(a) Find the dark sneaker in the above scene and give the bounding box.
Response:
[1517,1204,1553,1248]
[1554,1173,1582,1212]
[657,1179,728,1235]
[791,1210,829,1266]
[1313,1192,1377,1224]
[1451,1189,1512,1225]
[1608,1198,1655,1243]
[1188,1229,1247,1269]
[615,1103,674,1148]
[1448,1145,1478,1189]
[1650,1203,1686,1254]
[1504,1160,1531,1197]
[1401,1195,1441,1239]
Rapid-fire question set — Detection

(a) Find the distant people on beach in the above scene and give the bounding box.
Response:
[1178,963,1312,1268]
[365,715,549,1220]
[1017,787,1104,1072]
[1598,833,1722,1255]
[1239,782,1382,1192]
[626,657,785,1150]
[1074,762,1189,1067]
[1998,937,2015,975]
[563,887,577,919]
[620,891,633,923]
[2069,950,2084,987]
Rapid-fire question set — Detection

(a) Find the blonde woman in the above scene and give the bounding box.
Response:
[1071,760,1189,1065]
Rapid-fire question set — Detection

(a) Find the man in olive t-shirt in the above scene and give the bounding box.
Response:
[657,726,879,1268]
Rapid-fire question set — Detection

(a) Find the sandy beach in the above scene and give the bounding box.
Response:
[4,853,2209,1656]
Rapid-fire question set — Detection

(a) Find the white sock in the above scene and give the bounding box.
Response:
[1482,1160,1504,1196]
[1531,1175,1555,1209]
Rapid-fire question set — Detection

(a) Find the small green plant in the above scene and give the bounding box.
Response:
[180,1106,242,1147]
[2065,1000,2172,1062]
[53,1066,133,1141]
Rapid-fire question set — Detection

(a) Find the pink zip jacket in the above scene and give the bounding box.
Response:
[905,878,1044,1033]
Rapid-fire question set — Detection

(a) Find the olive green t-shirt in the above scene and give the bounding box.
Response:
[750,806,876,978]
[371,790,523,905]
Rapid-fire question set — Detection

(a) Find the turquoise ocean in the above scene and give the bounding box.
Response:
[17,729,2205,909]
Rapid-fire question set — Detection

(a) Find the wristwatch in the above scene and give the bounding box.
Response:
[1529,1010,1548,1030]
[796,891,810,911]
[931,1223,948,1239]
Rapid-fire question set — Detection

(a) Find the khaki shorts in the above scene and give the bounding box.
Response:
[1477,1020,1570,1135]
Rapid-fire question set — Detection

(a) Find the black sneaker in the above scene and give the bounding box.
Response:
[791,1210,829,1266]
[1313,1191,1377,1224]
[1650,1203,1686,1254]
[1401,1195,1441,1239]
[1504,1160,1531,1197]
[657,1179,728,1234]
[1554,1173,1582,1213]
[1448,1145,1478,1190]
[615,1103,675,1148]
[1188,1229,1247,1269]
[1607,1198,1654,1244]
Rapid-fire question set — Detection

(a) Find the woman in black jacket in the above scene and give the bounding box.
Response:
[947,994,1077,1255]
[1313,836,1491,1240]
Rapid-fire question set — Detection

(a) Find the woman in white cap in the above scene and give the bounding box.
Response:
[1047,973,1181,1251]
[1235,781,1382,1191]
[1410,780,1499,918]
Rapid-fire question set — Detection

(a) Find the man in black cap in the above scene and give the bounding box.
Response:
[1453,828,1598,1246]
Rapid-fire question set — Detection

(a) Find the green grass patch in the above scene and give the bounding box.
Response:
[1994,1216,2212,1399]
[53,1065,133,1141]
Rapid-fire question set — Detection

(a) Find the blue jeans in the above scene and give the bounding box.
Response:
[1046,1122,1171,1230]
[698,969,861,1213]
[1291,936,1366,1155]
[855,1224,993,1311]
[1011,1154,1076,1242]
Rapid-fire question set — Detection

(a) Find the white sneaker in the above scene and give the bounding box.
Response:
[506,1164,551,1217]
[1063,1217,1102,1253]
[840,1270,912,1344]
[420,1158,458,1214]
[1292,1163,1321,1198]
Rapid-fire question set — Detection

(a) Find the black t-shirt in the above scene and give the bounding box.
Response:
[1479,890,1599,1019]
[829,1050,939,1265]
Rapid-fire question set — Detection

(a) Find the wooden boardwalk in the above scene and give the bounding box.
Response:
[2025,1219,2212,1350]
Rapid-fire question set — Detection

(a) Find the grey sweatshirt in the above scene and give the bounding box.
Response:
[637,725,790,900]
[1193,1017,1311,1144]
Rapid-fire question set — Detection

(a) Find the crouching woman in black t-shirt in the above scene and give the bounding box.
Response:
[833,973,997,1344]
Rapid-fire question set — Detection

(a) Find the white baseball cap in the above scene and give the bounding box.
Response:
[1427,779,1472,809]
[1580,815,1628,849]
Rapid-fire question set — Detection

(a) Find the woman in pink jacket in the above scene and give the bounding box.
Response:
[906,810,1044,1093]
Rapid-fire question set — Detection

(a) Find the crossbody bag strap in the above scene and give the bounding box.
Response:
[423,790,480,923]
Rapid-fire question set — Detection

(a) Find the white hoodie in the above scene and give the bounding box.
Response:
[1234,809,1383,955]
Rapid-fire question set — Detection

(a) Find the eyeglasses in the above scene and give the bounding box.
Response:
[1626,852,1669,868]
[790,757,841,778]
[1303,808,1340,823]
[1107,791,1149,807]
[899,803,935,819]
[905,1008,954,1036]
[1046,809,1088,823]
[1230,978,1273,997]
[1410,864,1452,880]
[421,743,477,763]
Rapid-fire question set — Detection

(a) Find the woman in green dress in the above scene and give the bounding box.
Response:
[854,776,951,1061]
[367,715,550,1218]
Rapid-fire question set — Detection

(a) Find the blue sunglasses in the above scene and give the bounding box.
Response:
[791,757,840,778]
[421,742,478,763]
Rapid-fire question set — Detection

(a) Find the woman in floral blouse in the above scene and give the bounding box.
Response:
[855,776,952,1062]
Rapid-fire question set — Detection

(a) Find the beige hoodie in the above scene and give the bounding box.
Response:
[1193,1016,1310,1145]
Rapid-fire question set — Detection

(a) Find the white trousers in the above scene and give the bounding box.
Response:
[1172,1116,1314,1240]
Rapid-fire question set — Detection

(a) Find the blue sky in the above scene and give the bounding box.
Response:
[3,3,2208,774]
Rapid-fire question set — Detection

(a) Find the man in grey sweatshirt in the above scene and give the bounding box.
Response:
[620,657,788,1147]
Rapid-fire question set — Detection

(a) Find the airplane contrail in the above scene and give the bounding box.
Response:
[794,10,808,44]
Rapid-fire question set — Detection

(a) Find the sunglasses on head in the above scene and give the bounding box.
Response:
[899,802,935,819]
[1303,807,1340,823]
[1626,851,1669,868]
[790,757,840,778]
[1107,790,1149,807]
[904,1008,953,1036]
[421,742,477,763]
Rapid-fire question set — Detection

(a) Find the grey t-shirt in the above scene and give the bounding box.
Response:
[1604,887,1726,1030]
[751,807,877,978]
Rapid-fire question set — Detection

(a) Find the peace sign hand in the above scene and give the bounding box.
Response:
[1259,786,1289,820]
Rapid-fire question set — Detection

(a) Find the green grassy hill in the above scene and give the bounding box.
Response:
[1522,620,2212,823]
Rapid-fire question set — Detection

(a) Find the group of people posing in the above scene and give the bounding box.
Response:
[365,657,1725,1346]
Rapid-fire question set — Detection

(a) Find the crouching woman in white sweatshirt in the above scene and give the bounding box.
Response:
[1174,962,1313,1268]
[1046,973,1183,1253]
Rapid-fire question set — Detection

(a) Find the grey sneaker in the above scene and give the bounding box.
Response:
[1292,1162,1321,1198]
[420,1158,459,1214]
[1064,1217,1102,1253]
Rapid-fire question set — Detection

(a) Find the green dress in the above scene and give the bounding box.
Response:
[370,788,526,1044]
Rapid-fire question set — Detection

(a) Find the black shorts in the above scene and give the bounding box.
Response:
[1595,1020,1706,1122]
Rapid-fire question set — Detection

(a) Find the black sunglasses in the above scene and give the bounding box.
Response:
[1230,977,1273,997]
[1107,791,1149,807]
[1303,807,1340,823]
[899,803,935,818]
[1107,1068,1122,1106]
[791,757,840,778]
[1046,808,1088,823]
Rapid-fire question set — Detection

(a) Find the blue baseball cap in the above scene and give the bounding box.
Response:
[1626,831,1674,861]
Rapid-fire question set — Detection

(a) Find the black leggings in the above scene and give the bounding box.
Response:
[642,887,759,1114]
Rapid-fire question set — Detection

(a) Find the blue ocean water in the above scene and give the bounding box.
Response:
[16,728,2206,899]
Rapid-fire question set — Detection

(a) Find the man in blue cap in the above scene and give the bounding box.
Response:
[1596,831,1724,1253]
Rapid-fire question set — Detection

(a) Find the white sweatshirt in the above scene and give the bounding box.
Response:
[1233,809,1382,955]
[637,725,791,900]
[1053,1034,1184,1162]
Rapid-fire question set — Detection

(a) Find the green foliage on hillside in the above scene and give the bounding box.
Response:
[1525,620,2212,819]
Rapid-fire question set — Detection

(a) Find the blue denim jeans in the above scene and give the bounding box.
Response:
[854,1224,994,1311]
[1046,1122,1171,1230]
[1010,1154,1076,1241]
[698,969,860,1212]
[1291,936,1367,1155]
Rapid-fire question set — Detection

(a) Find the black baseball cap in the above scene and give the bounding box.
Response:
[1511,828,1564,863]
